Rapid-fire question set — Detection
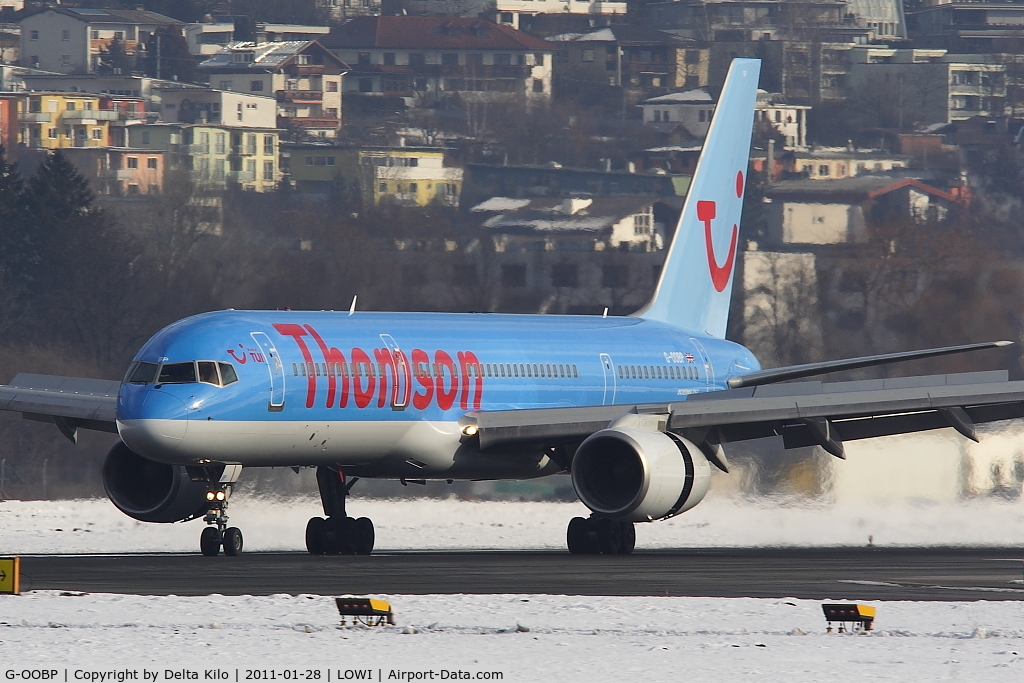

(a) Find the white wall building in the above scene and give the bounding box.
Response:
[159,89,277,128]
[0,1,24,11]
[184,22,235,57]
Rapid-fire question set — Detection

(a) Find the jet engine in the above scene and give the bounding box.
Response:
[571,428,711,522]
[102,441,211,523]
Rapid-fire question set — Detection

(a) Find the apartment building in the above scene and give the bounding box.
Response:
[11,92,117,149]
[128,123,281,193]
[62,146,166,196]
[199,41,346,139]
[20,6,181,74]
[381,0,627,31]
[322,17,553,106]
[158,89,277,128]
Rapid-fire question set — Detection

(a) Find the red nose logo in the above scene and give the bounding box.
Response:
[696,200,738,293]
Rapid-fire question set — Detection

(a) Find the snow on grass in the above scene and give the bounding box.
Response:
[3,592,1024,681]
[4,494,1024,555]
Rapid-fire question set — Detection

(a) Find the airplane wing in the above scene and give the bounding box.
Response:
[463,370,1024,465]
[0,373,119,443]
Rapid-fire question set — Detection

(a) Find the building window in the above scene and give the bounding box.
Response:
[66,101,76,111]
[247,134,256,155]
[358,52,371,65]
[128,184,139,194]
[219,80,232,90]
[214,159,225,181]
[378,182,387,193]
[358,78,373,93]
[408,182,418,194]
[442,53,458,66]
[114,32,124,41]
[698,110,706,122]
[215,133,226,154]
[92,128,102,140]
[127,157,139,169]
[250,80,263,91]
[634,212,651,235]
[263,135,274,155]
[48,128,57,139]
[30,30,38,41]
[264,161,274,181]
[91,30,99,40]
[62,30,70,41]
[148,184,158,194]
[408,53,425,67]
[147,157,157,169]
[384,52,396,66]
[326,80,338,92]
[534,53,545,66]
[533,79,544,93]
[494,54,511,66]
[582,49,595,63]
[818,164,829,177]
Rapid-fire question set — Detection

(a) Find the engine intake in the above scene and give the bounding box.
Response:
[571,428,711,522]
[103,441,211,523]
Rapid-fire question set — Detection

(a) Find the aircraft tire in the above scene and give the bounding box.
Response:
[354,517,374,555]
[305,517,327,555]
[223,527,243,556]
[618,522,636,555]
[200,526,221,557]
[597,518,623,555]
[566,517,589,554]
[325,516,356,555]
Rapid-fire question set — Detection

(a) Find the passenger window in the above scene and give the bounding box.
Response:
[128,361,159,384]
[292,363,298,376]
[158,362,197,384]
[198,361,219,385]
[572,364,578,378]
[219,363,238,385]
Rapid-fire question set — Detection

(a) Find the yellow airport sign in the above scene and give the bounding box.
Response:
[0,557,21,594]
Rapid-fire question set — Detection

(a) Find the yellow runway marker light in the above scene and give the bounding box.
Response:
[0,557,21,595]
[823,603,875,633]
[335,597,395,626]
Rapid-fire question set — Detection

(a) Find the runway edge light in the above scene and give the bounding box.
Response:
[823,603,875,633]
[0,557,20,595]
[335,597,395,626]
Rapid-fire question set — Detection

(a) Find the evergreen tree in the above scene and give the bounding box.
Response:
[25,150,97,230]
[144,27,196,83]
[0,145,31,330]
[99,36,135,75]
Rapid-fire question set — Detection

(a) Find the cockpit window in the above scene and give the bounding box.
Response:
[198,361,219,385]
[158,362,197,384]
[219,362,238,385]
[127,362,159,384]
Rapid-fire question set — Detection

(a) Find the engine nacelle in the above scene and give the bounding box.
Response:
[102,441,211,523]
[571,428,711,522]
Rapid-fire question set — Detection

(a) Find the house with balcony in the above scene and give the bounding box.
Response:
[321,16,553,112]
[910,1,1024,53]
[19,6,181,74]
[62,146,166,196]
[127,122,281,192]
[198,40,347,139]
[849,49,1008,123]
[284,143,463,207]
[11,92,119,149]
[158,89,277,128]
[549,26,706,106]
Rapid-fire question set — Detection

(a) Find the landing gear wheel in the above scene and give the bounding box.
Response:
[200,526,221,557]
[597,518,623,555]
[618,522,636,555]
[354,517,375,555]
[223,527,243,556]
[567,517,589,554]
[306,517,327,555]
[325,516,356,555]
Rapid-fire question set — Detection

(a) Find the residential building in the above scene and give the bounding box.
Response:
[910,1,1024,53]
[849,49,1009,123]
[381,0,628,31]
[20,73,202,101]
[11,92,117,149]
[776,147,909,180]
[0,24,16,63]
[764,177,965,245]
[159,89,277,128]
[318,0,383,23]
[19,6,181,74]
[128,123,281,192]
[285,144,463,207]
[62,146,166,196]
[198,41,347,139]
[639,87,809,147]
[256,25,331,44]
[549,26,709,105]
[474,196,664,253]
[1,2,24,12]
[321,16,554,108]
[184,22,236,57]
[0,95,15,148]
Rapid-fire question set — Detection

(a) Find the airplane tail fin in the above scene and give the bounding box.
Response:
[633,58,761,338]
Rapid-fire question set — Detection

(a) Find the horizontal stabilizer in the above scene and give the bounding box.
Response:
[726,341,1012,389]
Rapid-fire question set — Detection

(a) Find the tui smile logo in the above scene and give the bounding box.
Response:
[696,171,744,293]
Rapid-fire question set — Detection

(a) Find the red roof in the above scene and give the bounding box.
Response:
[323,16,554,52]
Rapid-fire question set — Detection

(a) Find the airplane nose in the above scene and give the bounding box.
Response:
[117,390,189,457]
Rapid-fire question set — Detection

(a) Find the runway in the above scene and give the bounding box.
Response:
[18,547,1024,600]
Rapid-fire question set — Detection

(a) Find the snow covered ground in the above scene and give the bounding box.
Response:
[4,592,1024,681]
[4,493,1024,554]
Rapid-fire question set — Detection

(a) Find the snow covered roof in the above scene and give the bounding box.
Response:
[481,196,654,235]
[640,88,713,105]
[471,197,532,213]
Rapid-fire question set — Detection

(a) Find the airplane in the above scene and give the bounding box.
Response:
[4,57,1024,557]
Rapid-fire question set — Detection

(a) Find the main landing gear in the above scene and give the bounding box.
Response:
[566,516,636,555]
[305,465,375,555]
[200,464,244,557]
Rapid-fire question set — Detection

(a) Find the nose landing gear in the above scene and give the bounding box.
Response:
[305,465,375,555]
[198,464,243,557]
